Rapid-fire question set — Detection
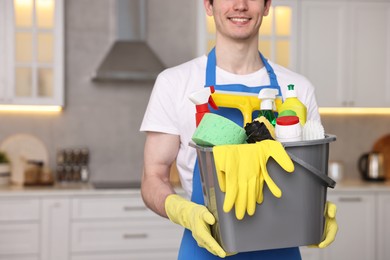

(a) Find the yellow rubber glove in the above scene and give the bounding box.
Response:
[165,194,226,258]
[213,140,294,220]
[213,143,262,220]
[310,201,338,248]
[256,140,295,204]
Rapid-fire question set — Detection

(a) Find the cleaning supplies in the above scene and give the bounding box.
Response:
[245,116,276,143]
[275,116,302,142]
[279,84,307,125]
[192,113,247,146]
[302,120,325,140]
[211,93,260,127]
[258,88,279,127]
[189,87,219,126]
[213,140,294,220]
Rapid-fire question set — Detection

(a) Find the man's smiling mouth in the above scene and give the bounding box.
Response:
[229,17,251,23]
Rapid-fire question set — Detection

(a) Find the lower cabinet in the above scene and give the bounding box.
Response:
[323,192,376,260]
[0,198,40,259]
[0,191,183,260]
[300,190,385,260]
[2,188,390,260]
[70,194,183,259]
[70,251,179,260]
[377,194,390,260]
[41,198,70,260]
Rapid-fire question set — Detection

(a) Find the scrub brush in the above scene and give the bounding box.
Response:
[302,120,325,140]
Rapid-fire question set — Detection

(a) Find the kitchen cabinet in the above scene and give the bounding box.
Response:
[0,198,40,258]
[323,192,376,260]
[70,195,182,259]
[0,187,183,260]
[0,0,64,107]
[299,0,390,107]
[41,198,70,260]
[377,194,390,260]
[300,189,380,260]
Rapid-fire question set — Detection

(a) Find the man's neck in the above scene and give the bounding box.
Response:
[214,39,263,75]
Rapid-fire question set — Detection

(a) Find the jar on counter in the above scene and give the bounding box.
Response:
[24,160,43,186]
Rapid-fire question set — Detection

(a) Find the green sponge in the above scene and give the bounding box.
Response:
[192,113,247,146]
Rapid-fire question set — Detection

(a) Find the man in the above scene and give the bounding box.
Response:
[140,0,337,259]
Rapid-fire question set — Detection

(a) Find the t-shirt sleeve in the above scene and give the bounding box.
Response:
[140,72,180,135]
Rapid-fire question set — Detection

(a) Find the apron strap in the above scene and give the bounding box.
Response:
[205,47,281,96]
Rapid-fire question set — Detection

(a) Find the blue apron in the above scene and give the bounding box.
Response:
[178,48,301,259]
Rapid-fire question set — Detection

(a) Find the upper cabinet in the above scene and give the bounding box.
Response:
[0,0,64,107]
[299,0,390,107]
[197,0,390,108]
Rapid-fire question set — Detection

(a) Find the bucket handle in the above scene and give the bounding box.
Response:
[287,152,336,188]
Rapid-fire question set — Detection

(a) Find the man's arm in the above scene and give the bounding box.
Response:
[141,131,180,218]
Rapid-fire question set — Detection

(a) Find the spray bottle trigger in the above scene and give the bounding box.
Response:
[207,86,218,110]
[208,96,218,110]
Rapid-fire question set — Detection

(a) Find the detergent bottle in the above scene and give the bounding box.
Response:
[279,84,307,125]
[258,88,278,127]
[189,87,218,126]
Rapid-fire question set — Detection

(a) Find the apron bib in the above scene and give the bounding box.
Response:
[178,48,301,260]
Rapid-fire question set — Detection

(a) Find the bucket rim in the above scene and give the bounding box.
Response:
[283,134,336,148]
[189,134,337,151]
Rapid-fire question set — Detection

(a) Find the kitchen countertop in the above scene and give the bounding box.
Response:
[0,182,142,197]
[1,178,390,197]
[331,178,390,192]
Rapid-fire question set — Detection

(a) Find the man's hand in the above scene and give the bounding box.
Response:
[165,194,227,258]
[310,201,338,248]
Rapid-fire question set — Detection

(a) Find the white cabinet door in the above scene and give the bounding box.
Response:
[0,0,64,107]
[41,198,70,260]
[0,223,39,255]
[71,195,183,257]
[377,194,390,260]
[299,1,349,107]
[323,193,376,260]
[299,0,390,108]
[0,198,40,256]
[348,3,390,107]
[71,251,179,260]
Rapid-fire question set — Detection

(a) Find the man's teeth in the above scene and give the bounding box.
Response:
[230,18,249,22]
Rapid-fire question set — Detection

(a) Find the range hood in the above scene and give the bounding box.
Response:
[92,0,165,82]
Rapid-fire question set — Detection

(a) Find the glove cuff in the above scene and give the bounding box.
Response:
[165,194,190,228]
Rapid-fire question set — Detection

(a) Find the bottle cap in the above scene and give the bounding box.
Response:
[276,116,299,126]
[286,84,297,98]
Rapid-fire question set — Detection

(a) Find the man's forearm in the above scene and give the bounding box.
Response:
[141,169,176,218]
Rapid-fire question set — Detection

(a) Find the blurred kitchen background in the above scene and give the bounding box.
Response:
[0,0,389,185]
[1,1,390,260]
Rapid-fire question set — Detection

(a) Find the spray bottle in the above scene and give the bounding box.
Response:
[279,84,307,125]
[189,87,219,126]
[258,88,279,127]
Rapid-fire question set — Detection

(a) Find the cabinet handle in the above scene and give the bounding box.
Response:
[338,197,362,202]
[123,233,148,239]
[123,206,147,211]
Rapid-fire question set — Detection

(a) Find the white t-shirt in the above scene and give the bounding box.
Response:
[140,55,320,198]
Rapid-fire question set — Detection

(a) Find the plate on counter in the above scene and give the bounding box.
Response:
[0,134,48,185]
[372,134,390,180]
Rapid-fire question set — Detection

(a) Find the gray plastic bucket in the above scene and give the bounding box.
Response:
[190,135,336,253]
